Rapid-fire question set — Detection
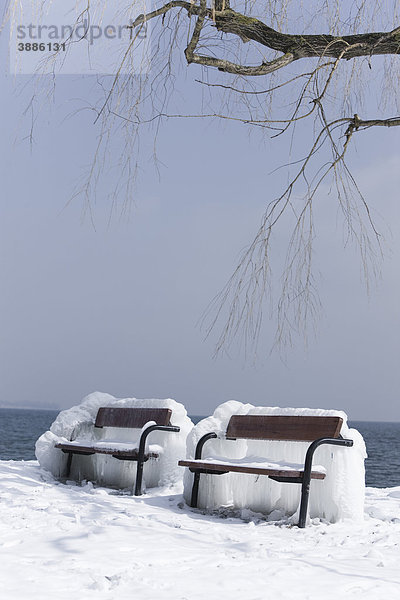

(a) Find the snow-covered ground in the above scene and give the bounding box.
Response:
[1,460,399,599]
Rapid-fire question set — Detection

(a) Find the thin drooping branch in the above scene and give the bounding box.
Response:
[203,95,399,353]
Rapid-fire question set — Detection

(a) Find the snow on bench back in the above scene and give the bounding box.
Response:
[183,401,366,523]
[36,392,194,491]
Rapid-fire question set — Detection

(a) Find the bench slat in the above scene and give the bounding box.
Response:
[178,460,326,480]
[55,442,159,460]
[94,407,172,429]
[225,415,343,441]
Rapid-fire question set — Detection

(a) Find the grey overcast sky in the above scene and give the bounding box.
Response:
[1,22,399,421]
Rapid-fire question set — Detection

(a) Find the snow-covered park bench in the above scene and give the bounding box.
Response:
[179,412,356,527]
[37,394,194,494]
[54,406,180,495]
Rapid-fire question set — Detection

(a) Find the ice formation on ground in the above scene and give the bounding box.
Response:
[36,392,193,491]
[183,401,366,523]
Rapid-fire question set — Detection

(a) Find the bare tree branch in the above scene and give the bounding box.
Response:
[8,0,400,354]
[131,2,400,78]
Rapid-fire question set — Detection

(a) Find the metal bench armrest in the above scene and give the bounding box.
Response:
[135,424,180,496]
[194,432,218,460]
[69,420,95,442]
[138,424,180,459]
[304,436,353,477]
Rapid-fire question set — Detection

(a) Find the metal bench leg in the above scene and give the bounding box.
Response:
[190,472,201,508]
[189,432,218,508]
[65,452,73,478]
[298,474,312,528]
[135,460,144,496]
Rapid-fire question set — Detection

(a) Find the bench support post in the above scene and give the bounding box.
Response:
[190,472,201,508]
[298,476,312,528]
[298,437,354,528]
[65,452,73,478]
[134,424,181,496]
[189,432,218,508]
[135,460,145,496]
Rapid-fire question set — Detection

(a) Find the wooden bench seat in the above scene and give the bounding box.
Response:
[55,407,180,495]
[178,414,353,527]
[54,442,161,460]
[178,457,326,479]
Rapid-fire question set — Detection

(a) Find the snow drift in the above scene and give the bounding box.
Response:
[183,401,366,523]
[36,392,193,491]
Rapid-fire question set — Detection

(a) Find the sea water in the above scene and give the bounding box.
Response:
[0,409,399,488]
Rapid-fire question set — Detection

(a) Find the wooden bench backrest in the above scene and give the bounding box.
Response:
[95,407,172,429]
[225,415,343,441]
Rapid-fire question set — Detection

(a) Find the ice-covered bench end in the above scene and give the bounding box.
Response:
[179,402,366,526]
[36,393,194,493]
